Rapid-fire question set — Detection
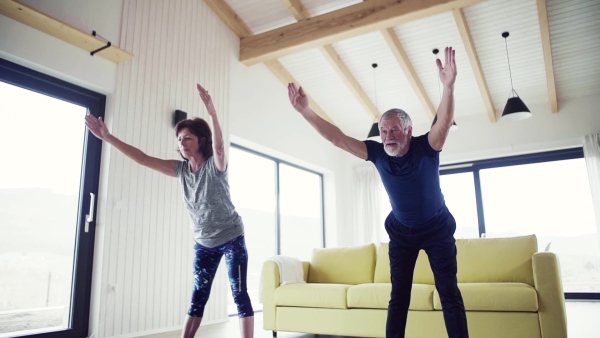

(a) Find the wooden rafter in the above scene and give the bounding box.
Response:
[203,0,253,38]
[0,0,133,63]
[381,28,436,120]
[282,0,310,21]
[240,0,486,65]
[282,0,380,120]
[320,45,380,120]
[536,0,558,113]
[203,0,334,123]
[452,9,496,122]
[263,60,333,123]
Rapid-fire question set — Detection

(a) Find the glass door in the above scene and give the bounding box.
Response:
[0,58,104,338]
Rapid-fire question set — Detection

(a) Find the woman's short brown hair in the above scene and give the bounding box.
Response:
[175,118,213,159]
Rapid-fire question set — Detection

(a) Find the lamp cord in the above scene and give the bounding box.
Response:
[373,66,378,112]
[437,58,441,102]
[504,36,515,94]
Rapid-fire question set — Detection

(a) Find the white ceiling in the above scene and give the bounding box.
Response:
[210,0,600,139]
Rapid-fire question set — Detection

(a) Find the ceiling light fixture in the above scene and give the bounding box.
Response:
[367,62,380,139]
[432,48,457,130]
[501,31,531,121]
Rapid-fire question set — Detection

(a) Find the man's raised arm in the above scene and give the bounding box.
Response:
[429,47,457,151]
[287,83,367,160]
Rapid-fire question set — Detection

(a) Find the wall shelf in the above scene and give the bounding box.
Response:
[0,0,133,63]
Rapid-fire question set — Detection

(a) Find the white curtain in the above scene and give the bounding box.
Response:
[583,133,600,251]
[352,163,384,245]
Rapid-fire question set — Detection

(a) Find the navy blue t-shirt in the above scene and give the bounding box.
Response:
[365,133,445,227]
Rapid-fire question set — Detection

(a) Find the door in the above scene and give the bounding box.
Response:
[0,58,104,338]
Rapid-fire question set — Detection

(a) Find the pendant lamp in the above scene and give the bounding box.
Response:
[501,32,531,121]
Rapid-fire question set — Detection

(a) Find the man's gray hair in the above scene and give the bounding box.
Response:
[380,108,412,129]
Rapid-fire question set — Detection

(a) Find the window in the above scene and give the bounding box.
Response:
[227,145,325,313]
[439,149,599,297]
[440,172,480,239]
[479,158,598,293]
[0,58,104,337]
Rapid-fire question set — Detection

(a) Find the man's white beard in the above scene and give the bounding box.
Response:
[384,144,402,157]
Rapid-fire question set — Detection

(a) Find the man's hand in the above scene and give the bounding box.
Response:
[197,83,217,117]
[437,47,457,89]
[85,114,110,140]
[288,83,309,113]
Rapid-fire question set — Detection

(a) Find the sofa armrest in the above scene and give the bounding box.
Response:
[261,260,280,330]
[261,260,310,330]
[532,252,567,338]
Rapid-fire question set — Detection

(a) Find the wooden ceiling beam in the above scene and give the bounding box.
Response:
[264,59,333,123]
[452,8,496,122]
[240,0,486,65]
[281,0,379,120]
[282,0,310,21]
[536,0,558,113]
[381,28,436,120]
[320,45,380,120]
[203,0,252,38]
[203,0,334,123]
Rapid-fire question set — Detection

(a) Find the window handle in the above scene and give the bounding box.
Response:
[85,192,95,233]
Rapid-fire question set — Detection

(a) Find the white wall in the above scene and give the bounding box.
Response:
[92,0,239,337]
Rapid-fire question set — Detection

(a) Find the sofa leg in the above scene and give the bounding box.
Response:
[272,331,277,337]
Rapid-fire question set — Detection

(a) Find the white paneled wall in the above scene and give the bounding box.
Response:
[94,0,238,337]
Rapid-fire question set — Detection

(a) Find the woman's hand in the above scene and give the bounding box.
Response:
[85,114,110,140]
[197,83,217,117]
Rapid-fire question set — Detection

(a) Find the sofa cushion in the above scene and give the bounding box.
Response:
[433,282,538,312]
[456,235,537,286]
[375,235,538,286]
[308,243,375,284]
[275,283,351,309]
[347,283,435,310]
[374,243,434,284]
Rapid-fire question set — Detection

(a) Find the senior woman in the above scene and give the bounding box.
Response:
[85,84,254,338]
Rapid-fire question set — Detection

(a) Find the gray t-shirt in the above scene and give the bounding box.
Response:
[175,156,244,247]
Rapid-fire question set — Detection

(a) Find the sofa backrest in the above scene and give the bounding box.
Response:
[308,243,376,284]
[374,235,538,286]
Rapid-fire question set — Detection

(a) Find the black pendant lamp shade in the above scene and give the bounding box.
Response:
[432,114,458,130]
[367,122,380,138]
[501,32,531,121]
[502,94,531,121]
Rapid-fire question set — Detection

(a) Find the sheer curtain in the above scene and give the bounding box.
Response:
[583,133,600,251]
[352,163,383,245]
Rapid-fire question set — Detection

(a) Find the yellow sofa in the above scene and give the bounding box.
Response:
[261,235,567,338]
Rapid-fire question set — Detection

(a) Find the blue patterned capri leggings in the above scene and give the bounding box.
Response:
[188,234,254,318]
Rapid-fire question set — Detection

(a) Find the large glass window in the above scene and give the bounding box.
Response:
[437,150,599,297]
[480,158,598,293]
[0,58,104,338]
[227,145,325,314]
[279,164,323,260]
[440,172,480,239]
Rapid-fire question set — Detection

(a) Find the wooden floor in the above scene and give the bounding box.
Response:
[148,301,600,338]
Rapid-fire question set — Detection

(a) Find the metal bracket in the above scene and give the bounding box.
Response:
[90,30,111,56]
